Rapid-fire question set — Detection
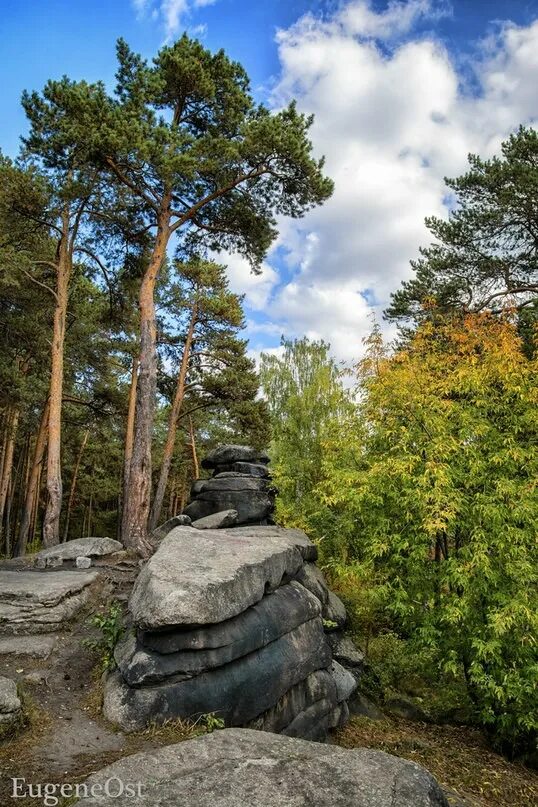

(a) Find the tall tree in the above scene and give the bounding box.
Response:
[149,258,245,530]
[386,126,538,338]
[41,35,333,551]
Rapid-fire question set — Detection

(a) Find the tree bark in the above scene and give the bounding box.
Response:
[14,399,49,557]
[121,217,170,553]
[42,223,71,548]
[189,416,199,479]
[0,408,20,534]
[148,302,197,532]
[62,429,89,543]
[120,353,138,519]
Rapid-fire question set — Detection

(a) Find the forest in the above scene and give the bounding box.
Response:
[0,33,537,769]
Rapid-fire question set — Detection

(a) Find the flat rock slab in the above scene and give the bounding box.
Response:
[191,509,238,530]
[0,634,58,658]
[36,537,122,561]
[74,727,448,806]
[0,570,97,635]
[129,526,316,629]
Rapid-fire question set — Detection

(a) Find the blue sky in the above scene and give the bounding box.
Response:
[2,0,538,361]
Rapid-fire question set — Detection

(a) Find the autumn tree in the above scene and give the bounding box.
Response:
[386,127,538,339]
[35,35,333,551]
[318,314,538,755]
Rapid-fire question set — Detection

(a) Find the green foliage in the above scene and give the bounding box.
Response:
[199,712,225,732]
[259,337,353,542]
[83,602,124,672]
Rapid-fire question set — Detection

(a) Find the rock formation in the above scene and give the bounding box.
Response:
[0,570,98,634]
[182,445,276,526]
[73,728,449,806]
[0,676,23,738]
[104,524,357,739]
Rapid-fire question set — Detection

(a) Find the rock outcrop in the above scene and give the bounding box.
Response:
[0,676,23,738]
[104,525,356,739]
[182,445,276,526]
[0,570,97,634]
[35,536,122,563]
[74,728,449,806]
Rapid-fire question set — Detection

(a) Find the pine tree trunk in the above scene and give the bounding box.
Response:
[62,429,89,543]
[0,408,20,533]
[120,353,138,525]
[189,416,199,479]
[14,399,49,557]
[121,218,170,553]
[148,303,197,532]
[43,231,71,548]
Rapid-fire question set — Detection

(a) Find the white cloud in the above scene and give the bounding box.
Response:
[261,4,538,363]
[221,253,279,312]
[133,0,217,38]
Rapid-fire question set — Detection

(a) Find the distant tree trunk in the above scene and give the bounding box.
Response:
[122,215,170,553]
[120,353,138,530]
[149,302,197,532]
[0,408,20,534]
[14,399,49,557]
[189,416,199,479]
[62,429,89,543]
[43,219,71,548]
[5,439,26,556]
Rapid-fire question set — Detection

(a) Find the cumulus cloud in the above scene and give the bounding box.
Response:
[256,3,538,363]
[134,0,216,38]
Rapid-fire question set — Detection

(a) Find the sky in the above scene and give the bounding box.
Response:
[2,0,538,364]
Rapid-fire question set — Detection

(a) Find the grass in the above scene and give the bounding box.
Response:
[335,715,538,807]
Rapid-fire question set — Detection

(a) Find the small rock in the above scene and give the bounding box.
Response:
[329,660,357,702]
[47,556,63,568]
[76,556,92,569]
[23,670,48,686]
[191,510,238,530]
[0,676,21,714]
[151,515,192,544]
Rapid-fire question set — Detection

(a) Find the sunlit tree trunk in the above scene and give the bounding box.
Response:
[121,212,170,553]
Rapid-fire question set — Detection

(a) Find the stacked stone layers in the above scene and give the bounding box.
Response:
[104,526,356,740]
[183,445,276,526]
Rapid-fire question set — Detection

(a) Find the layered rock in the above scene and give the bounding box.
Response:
[74,728,449,807]
[183,445,276,526]
[35,536,122,565]
[0,570,98,635]
[104,525,356,739]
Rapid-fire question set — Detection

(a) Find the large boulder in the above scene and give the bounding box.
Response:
[36,536,122,561]
[104,618,330,731]
[128,526,316,629]
[0,570,98,635]
[0,676,23,738]
[74,728,449,806]
[117,582,321,685]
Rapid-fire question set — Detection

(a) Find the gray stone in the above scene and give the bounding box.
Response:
[295,562,347,628]
[232,461,270,477]
[191,510,238,530]
[327,632,366,669]
[117,583,321,685]
[385,695,432,723]
[281,696,335,741]
[36,536,122,561]
[46,556,64,568]
[104,618,331,731]
[74,728,449,806]
[184,487,274,526]
[23,670,49,686]
[246,669,337,735]
[0,634,58,658]
[151,515,192,544]
[0,676,21,714]
[76,556,92,569]
[330,660,357,702]
[349,692,385,720]
[128,526,315,629]
[0,570,97,635]
[200,476,268,492]
[201,445,270,469]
